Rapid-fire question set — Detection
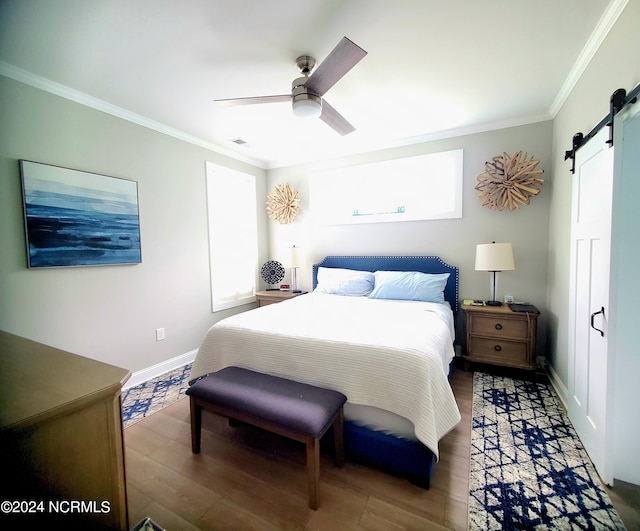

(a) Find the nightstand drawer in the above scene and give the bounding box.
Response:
[462,303,538,371]
[468,337,528,364]
[470,315,528,339]
[255,290,307,307]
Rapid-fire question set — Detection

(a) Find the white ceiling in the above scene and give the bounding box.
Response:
[0,0,622,169]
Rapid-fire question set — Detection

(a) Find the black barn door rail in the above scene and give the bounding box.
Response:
[564,83,639,173]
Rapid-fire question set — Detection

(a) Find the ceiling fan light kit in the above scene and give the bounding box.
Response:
[215,37,367,135]
[291,77,322,118]
[292,95,322,118]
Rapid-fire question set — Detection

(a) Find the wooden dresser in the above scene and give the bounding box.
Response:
[462,304,538,371]
[0,331,131,529]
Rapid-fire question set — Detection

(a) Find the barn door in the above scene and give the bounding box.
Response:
[567,126,614,484]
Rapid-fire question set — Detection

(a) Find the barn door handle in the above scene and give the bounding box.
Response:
[590,306,605,337]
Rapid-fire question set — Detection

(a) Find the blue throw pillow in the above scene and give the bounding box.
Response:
[314,267,375,296]
[369,271,450,303]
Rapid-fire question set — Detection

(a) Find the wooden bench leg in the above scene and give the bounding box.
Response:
[190,397,202,454]
[306,438,320,510]
[334,408,345,468]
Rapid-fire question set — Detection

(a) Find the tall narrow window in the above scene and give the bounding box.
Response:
[206,162,258,312]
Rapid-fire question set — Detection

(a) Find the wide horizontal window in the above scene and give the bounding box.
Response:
[311,149,463,225]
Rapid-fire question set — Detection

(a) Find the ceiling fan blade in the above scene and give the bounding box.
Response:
[304,37,367,96]
[215,94,291,106]
[320,100,356,136]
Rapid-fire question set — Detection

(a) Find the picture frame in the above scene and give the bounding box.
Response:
[19,160,142,268]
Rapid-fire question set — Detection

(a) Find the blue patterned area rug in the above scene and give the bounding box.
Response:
[469,372,626,530]
[122,364,192,428]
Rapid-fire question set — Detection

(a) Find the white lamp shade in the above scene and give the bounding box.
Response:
[289,245,301,268]
[475,242,515,271]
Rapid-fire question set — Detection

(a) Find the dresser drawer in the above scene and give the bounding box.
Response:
[470,314,528,339]
[468,337,528,365]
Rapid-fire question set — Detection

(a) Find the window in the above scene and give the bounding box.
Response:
[206,162,258,312]
[311,149,463,225]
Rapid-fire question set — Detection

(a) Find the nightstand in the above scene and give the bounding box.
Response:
[462,303,538,371]
[255,290,308,307]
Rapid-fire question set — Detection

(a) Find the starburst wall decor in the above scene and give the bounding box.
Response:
[266,182,300,224]
[475,151,544,211]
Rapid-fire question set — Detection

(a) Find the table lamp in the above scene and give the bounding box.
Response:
[475,242,515,306]
[289,245,301,293]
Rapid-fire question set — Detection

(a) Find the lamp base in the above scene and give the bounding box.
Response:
[486,300,502,306]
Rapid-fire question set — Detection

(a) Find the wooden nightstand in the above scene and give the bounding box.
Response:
[462,303,538,371]
[255,290,308,307]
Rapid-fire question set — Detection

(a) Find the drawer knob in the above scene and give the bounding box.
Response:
[495,323,503,330]
[494,344,502,352]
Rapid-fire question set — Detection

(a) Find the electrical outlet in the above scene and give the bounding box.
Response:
[504,295,514,303]
[155,328,165,341]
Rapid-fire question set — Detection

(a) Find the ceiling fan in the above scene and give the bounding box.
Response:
[214,37,367,136]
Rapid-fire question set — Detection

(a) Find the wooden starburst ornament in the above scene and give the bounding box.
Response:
[266,182,300,224]
[475,151,544,211]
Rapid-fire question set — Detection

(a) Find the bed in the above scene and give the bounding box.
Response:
[190,255,461,487]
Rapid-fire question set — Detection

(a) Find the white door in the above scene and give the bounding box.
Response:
[568,126,614,484]
[611,101,640,484]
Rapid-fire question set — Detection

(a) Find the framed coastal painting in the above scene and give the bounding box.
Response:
[19,160,142,268]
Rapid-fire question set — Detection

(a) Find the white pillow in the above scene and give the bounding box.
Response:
[314,267,375,296]
[369,271,450,302]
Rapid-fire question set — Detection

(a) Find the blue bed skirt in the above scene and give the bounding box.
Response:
[322,360,455,489]
[344,421,437,488]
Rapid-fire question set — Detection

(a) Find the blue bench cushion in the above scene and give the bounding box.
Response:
[186,367,347,438]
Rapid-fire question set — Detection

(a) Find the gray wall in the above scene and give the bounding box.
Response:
[0,76,268,373]
[266,120,553,355]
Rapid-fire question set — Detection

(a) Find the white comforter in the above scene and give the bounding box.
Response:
[190,292,461,458]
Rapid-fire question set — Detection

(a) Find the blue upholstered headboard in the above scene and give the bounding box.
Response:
[312,255,459,312]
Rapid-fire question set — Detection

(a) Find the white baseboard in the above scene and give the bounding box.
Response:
[546,363,569,411]
[123,349,198,389]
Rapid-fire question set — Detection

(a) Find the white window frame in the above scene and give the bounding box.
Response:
[205,162,258,312]
[311,149,463,225]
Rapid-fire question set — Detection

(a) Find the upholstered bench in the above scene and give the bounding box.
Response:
[186,366,347,510]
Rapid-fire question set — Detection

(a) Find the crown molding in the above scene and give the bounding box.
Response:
[549,0,629,117]
[0,62,267,170]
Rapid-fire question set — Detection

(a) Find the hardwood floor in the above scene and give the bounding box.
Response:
[124,367,640,530]
[125,368,473,530]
